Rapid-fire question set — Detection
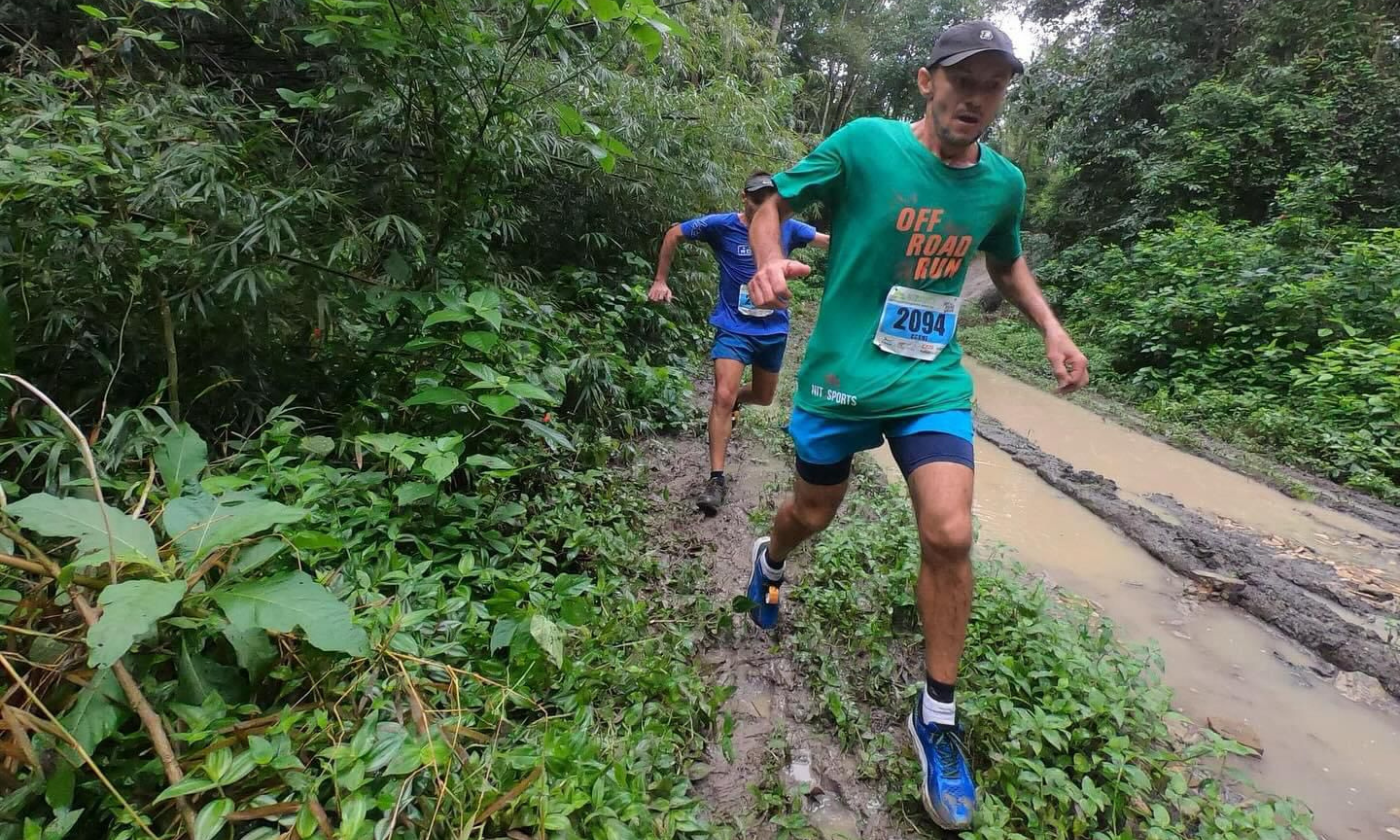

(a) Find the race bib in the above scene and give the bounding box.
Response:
[873,285,960,361]
[738,283,774,318]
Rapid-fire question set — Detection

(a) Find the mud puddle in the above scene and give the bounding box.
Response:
[871,420,1400,837]
[965,359,1400,596]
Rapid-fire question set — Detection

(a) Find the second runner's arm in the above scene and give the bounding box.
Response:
[649,224,686,303]
[985,255,1089,394]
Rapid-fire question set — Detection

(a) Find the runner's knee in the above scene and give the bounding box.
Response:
[918,515,972,564]
[791,493,840,534]
[713,381,740,409]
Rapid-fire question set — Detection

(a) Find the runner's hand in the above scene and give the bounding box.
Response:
[648,280,673,303]
[1046,329,1089,395]
[747,260,812,309]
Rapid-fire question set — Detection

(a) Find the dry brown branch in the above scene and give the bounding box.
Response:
[310,799,335,838]
[0,376,201,838]
[0,653,161,840]
[468,764,543,829]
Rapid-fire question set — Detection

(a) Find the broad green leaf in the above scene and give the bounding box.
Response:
[530,614,564,667]
[477,394,519,415]
[163,491,308,562]
[422,309,473,328]
[628,19,663,60]
[554,103,584,136]
[177,636,248,705]
[300,435,335,456]
[304,27,336,46]
[404,386,473,407]
[44,762,74,811]
[464,454,513,471]
[194,798,233,840]
[339,793,370,839]
[504,381,557,403]
[59,668,127,760]
[394,482,437,505]
[420,452,458,482]
[40,808,82,840]
[222,622,276,682]
[523,419,575,452]
[77,4,107,18]
[9,494,160,571]
[229,538,285,577]
[87,580,186,668]
[154,774,218,803]
[212,571,368,656]
[384,251,412,284]
[467,290,502,329]
[155,424,208,496]
[490,617,517,653]
[460,331,499,353]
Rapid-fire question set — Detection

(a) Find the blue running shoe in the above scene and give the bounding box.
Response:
[907,698,976,830]
[745,537,782,629]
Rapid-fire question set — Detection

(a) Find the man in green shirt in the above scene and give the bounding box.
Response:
[742,21,1089,830]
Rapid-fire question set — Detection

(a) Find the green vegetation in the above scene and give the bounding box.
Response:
[992,0,1400,502]
[786,471,1316,840]
[1,0,1384,835]
[1,0,786,836]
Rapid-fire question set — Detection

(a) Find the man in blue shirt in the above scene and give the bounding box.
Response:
[650,172,829,513]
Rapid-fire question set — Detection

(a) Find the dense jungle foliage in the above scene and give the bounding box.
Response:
[990,0,1400,500]
[0,0,1388,836]
[0,0,817,837]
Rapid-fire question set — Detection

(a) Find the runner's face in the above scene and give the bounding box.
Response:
[920,53,1013,148]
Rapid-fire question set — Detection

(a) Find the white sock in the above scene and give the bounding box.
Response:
[760,549,785,582]
[922,689,956,726]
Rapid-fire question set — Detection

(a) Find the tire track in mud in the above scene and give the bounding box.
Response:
[975,411,1400,699]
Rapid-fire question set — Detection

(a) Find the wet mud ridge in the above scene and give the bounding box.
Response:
[976,411,1400,700]
[640,419,920,840]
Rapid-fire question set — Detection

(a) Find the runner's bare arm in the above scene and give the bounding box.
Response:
[985,254,1089,395]
[649,224,686,303]
[747,195,811,308]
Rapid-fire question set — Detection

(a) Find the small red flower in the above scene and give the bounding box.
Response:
[542,412,553,423]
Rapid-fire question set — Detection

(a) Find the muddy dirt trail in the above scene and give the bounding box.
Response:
[867,359,1400,839]
[642,402,922,840]
[967,359,1400,596]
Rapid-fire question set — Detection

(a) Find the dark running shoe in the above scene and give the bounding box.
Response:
[697,475,726,515]
[907,697,976,830]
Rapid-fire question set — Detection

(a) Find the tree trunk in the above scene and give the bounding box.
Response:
[770,2,784,39]
[158,291,181,423]
[819,61,838,135]
[835,72,859,127]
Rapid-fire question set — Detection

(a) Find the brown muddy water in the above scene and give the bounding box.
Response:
[964,359,1400,589]
[873,364,1400,839]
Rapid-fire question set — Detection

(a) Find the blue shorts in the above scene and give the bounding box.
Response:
[711,329,787,373]
[788,407,974,485]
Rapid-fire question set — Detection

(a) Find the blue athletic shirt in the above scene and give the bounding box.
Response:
[679,212,818,337]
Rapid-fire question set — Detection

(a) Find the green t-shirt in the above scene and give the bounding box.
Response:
[774,117,1025,420]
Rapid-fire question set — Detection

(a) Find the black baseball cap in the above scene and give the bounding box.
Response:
[744,173,776,194]
[927,21,1024,75]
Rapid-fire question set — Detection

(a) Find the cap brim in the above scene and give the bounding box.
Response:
[940,48,1024,75]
